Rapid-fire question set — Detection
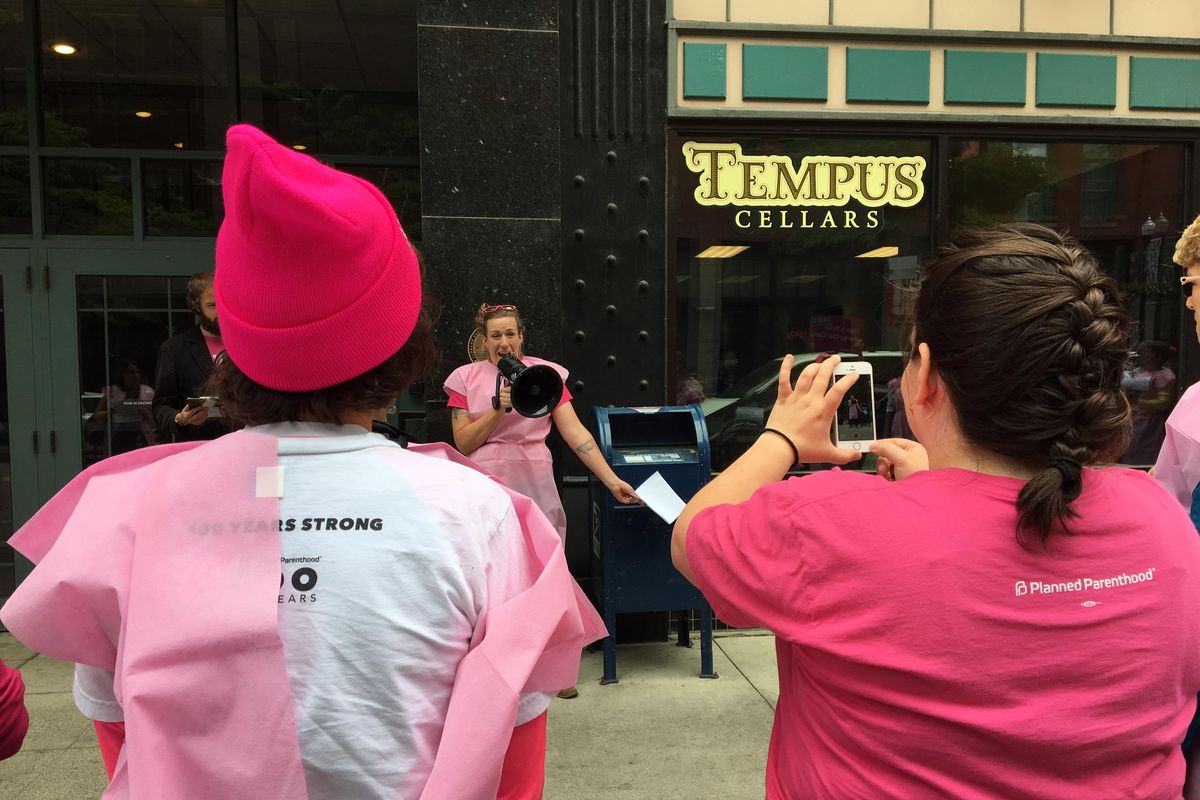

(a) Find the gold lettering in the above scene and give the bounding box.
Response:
[774,160,818,202]
[826,162,856,202]
[893,162,925,206]
[844,210,859,228]
[682,142,739,202]
[856,162,890,203]
[779,209,794,229]
[758,210,772,228]
[820,210,837,228]
[866,210,880,228]
[683,142,928,210]
[734,209,752,228]
[742,161,770,201]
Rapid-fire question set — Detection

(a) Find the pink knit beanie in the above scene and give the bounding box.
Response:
[215,124,421,392]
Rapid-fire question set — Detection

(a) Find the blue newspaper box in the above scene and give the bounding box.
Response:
[590,405,717,684]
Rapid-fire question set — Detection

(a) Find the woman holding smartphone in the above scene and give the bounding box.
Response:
[672,223,1200,799]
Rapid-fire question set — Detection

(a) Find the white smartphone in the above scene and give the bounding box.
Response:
[832,361,875,452]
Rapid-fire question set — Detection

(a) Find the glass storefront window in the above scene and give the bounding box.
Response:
[43,158,133,235]
[78,275,188,468]
[0,0,27,145]
[948,139,1187,467]
[39,0,228,150]
[144,160,224,236]
[238,0,419,157]
[0,156,31,234]
[671,134,932,470]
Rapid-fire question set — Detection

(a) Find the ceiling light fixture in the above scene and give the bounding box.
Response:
[855,246,899,259]
[696,245,749,259]
[134,110,152,118]
[173,142,185,149]
[50,43,77,55]
[292,144,307,151]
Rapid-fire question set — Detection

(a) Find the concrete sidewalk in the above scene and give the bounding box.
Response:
[0,631,779,799]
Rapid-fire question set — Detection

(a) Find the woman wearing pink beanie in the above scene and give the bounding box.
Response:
[1,124,604,800]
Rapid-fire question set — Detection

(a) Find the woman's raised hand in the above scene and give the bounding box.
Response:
[764,354,862,466]
[869,438,929,481]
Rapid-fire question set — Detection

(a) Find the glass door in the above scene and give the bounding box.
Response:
[0,250,41,600]
[45,246,216,489]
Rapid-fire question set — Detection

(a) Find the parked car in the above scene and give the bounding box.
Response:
[701,351,904,471]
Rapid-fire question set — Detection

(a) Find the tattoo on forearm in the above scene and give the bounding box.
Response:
[451,408,467,420]
[575,440,596,456]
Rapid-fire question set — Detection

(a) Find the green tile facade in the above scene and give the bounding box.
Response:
[944,50,1026,106]
[683,42,727,100]
[1035,53,1117,108]
[1130,56,1200,110]
[846,48,931,104]
[742,44,828,101]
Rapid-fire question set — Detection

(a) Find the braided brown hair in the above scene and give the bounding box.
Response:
[911,223,1131,548]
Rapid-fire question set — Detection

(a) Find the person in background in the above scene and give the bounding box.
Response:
[1153,212,1200,798]
[0,658,28,760]
[152,270,226,441]
[3,124,602,800]
[883,375,913,440]
[672,223,1200,799]
[93,359,156,454]
[1125,339,1177,464]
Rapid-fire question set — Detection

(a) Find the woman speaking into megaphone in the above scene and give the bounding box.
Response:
[446,303,640,523]
[445,303,638,720]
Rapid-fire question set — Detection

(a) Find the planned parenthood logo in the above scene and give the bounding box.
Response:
[1014,568,1156,597]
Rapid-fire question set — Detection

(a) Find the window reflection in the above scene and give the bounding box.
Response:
[672,135,931,470]
[39,0,228,150]
[0,156,31,234]
[0,0,27,145]
[948,139,1187,467]
[44,158,133,235]
[78,276,188,467]
[144,160,224,236]
[238,0,418,157]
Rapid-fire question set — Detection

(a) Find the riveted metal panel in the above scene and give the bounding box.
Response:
[560,0,668,469]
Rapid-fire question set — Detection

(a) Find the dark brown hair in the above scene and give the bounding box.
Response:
[186,270,214,316]
[911,223,1131,547]
[207,307,437,426]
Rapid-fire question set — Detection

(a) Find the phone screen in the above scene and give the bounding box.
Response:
[834,371,876,445]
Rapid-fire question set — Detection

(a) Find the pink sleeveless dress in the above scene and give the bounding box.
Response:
[444,357,570,542]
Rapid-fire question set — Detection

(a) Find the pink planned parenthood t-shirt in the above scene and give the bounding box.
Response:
[686,467,1200,799]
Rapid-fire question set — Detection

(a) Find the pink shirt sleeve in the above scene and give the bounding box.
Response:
[556,384,573,409]
[685,479,812,634]
[443,365,470,403]
[446,390,468,409]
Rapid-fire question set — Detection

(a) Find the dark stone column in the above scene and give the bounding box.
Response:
[417,2,562,444]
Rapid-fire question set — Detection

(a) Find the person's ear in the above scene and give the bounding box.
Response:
[910,342,939,409]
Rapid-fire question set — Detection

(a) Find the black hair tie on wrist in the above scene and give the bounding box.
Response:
[761,427,800,467]
[1048,456,1084,501]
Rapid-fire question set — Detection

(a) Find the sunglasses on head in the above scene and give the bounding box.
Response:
[1181,276,1200,287]
[482,303,519,314]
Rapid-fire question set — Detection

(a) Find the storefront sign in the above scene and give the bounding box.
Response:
[682,142,926,230]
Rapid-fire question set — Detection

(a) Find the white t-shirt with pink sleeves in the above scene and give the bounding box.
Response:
[686,466,1200,800]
